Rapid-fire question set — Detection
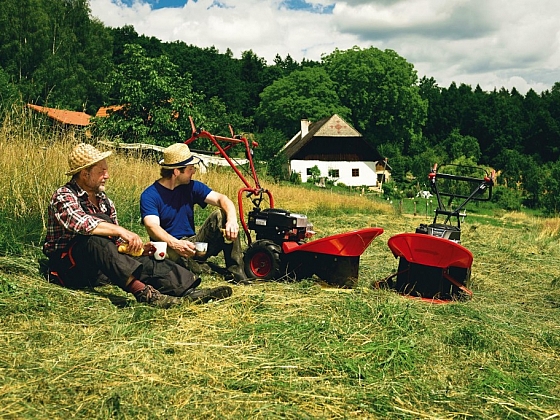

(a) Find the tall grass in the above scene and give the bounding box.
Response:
[1,109,560,419]
[0,108,74,255]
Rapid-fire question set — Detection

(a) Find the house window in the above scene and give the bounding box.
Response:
[306,168,313,176]
[328,169,339,178]
[352,168,359,177]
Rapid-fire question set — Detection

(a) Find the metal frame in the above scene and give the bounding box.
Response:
[184,117,274,244]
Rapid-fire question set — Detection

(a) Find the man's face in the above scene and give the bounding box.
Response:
[177,164,197,184]
[84,160,110,193]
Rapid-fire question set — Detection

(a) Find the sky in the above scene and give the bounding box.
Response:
[89,0,560,95]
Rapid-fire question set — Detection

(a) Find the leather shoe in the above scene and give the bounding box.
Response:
[184,286,233,304]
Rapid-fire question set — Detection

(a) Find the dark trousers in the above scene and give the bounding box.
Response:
[48,235,200,297]
[168,209,245,272]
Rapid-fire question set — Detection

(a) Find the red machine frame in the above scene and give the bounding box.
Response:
[377,163,495,302]
[184,117,273,244]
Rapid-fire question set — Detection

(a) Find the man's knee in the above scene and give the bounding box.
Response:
[208,209,226,226]
[84,235,115,251]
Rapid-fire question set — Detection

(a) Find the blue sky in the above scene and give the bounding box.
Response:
[90,0,560,94]
[175,0,330,13]
[123,0,335,12]
[150,0,188,8]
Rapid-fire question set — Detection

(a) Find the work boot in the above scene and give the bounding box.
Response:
[225,266,252,285]
[184,285,233,304]
[134,285,182,308]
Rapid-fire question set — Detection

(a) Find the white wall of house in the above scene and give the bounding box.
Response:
[290,159,378,187]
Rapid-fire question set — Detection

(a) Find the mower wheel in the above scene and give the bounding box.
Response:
[244,239,282,280]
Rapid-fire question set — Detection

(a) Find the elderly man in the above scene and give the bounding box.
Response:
[43,143,232,307]
[140,143,249,284]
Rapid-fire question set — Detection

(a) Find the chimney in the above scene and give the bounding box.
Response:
[301,119,310,138]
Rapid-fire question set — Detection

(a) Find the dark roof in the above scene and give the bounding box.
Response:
[27,104,91,126]
[281,114,382,161]
[281,114,362,158]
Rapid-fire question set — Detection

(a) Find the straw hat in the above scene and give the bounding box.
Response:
[66,143,112,176]
[159,143,201,169]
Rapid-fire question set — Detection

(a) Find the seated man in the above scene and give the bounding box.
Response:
[43,143,232,308]
[140,143,249,284]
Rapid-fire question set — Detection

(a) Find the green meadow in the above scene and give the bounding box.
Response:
[1,116,559,419]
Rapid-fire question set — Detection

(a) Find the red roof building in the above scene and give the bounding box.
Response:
[27,104,91,126]
[95,105,124,118]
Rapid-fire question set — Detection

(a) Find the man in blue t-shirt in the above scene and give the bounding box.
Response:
[140,143,249,284]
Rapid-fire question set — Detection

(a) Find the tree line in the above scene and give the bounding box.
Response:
[1,0,560,213]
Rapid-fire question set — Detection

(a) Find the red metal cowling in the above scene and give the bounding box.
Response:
[387,233,473,269]
[282,227,384,257]
[381,233,473,302]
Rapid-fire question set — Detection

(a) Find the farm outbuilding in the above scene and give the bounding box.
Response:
[27,104,92,127]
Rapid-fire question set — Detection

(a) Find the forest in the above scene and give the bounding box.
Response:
[1,0,560,213]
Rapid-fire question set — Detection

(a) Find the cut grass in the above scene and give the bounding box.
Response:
[2,258,559,419]
[2,207,560,419]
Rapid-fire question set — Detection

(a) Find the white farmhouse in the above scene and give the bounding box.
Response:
[279,115,390,187]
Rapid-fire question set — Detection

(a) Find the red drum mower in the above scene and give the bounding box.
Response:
[377,164,495,302]
[185,118,383,287]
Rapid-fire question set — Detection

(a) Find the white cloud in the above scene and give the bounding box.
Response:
[89,0,560,94]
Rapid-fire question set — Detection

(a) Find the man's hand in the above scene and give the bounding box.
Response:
[118,229,144,255]
[170,239,196,258]
[205,191,240,242]
[224,220,240,241]
[92,221,144,256]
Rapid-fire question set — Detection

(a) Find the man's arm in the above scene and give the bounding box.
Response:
[54,189,143,254]
[143,215,196,258]
[204,191,240,241]
[90,222,144,254]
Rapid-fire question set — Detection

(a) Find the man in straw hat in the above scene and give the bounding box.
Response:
[140,142,249,284]
[42,143,232,307]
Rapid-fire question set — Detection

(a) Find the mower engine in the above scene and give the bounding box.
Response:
[247,208,314,244]
[415,223,461,243]
[244,206,381,285]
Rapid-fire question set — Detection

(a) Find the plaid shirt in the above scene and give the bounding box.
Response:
[42,180,118,257]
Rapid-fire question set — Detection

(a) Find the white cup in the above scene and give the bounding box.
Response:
[194,242,208,258]
[152,242,167,261]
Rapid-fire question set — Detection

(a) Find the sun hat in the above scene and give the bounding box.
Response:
[66,143,112,176]
[159,143,201,169]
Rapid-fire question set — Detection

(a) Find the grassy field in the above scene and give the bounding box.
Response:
[1,117,560,419]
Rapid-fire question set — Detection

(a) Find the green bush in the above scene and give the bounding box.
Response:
[493,185,523,211]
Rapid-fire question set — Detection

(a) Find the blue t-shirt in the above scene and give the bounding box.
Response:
[140,180,212,239]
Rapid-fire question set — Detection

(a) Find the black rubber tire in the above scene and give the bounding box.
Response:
[244,239,282,280]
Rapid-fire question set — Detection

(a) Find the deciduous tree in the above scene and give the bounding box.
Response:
[93,44,203,145]
[255,67,350,136]
[322,46,427,155]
